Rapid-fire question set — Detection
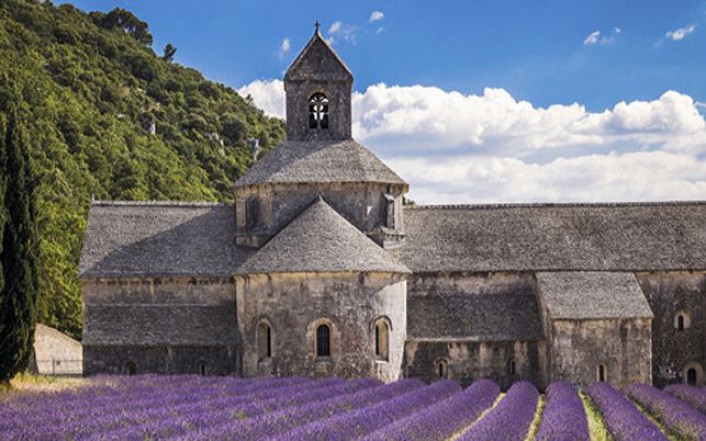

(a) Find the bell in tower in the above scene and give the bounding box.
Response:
[284,23,353,141]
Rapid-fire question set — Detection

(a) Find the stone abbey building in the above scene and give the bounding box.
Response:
[80,28,706,389]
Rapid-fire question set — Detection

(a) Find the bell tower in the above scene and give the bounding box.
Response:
[284,23,353,141]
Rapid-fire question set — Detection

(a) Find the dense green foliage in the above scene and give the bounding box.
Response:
[0,110,40,383]
[0,0,285,339]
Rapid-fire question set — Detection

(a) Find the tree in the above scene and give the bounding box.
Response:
[0,110,40,384]
[162,43,177,62]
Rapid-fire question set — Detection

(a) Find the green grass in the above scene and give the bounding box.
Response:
[580,392,612,441]
[524,395,546,441]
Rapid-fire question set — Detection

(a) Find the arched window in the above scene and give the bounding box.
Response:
[257,321,272,361]
[309,92,329,129]
[683,362,703,386]
[374,320,389,361]
[198,361,207,376]
[316,324,331,357]
[436,359,448,379]
[597,364,607,382]
[125,361,136,376]
[674,311,690,330]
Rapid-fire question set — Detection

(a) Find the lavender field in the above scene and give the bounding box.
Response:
[2,375,706,440]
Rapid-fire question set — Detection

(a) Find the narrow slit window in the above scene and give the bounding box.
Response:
[687,368,697,385]
[258,322,272,360]
[125,361,136,376]
[597,364,607,382]
[374,320,389,361]
[436,360,448,378]
[198,361,207,376]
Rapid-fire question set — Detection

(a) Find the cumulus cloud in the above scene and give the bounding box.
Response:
[369,11,384,23]
[277,37,290,59]
[237,79,285,119]
[238,79,706,203]
[666,24,696,41]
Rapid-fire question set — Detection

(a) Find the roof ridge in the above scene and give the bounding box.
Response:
[407,200,706,210]
[92,200,225,208]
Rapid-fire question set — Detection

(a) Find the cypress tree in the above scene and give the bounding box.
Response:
[0,110,40,384]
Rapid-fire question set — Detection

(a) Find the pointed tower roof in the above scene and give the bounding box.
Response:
[285,24,353,82]
[235,198,410,275]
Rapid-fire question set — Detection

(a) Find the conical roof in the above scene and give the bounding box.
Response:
[285,28,353,82]
[235,198,410,275]
[234,139,407,188]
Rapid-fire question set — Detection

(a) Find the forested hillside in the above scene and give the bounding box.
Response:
[0,0,285,339]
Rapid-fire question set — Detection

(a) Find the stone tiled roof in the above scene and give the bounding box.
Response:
[83,305,237,346]
[537,272,653,320]
[236,198,410,275]
[285,30,353,82]
[407,290,543,341]
[79,201,249,278]
[234,140,407,188]
[397,202,706,273]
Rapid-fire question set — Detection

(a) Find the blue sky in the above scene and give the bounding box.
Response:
[58,0,706,203]
[58,0,706,110]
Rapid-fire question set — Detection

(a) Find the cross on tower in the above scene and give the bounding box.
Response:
[315,20,320,34]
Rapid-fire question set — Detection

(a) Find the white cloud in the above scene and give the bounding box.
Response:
[238,79,706,203]
[327,21,357,45]
[583,31,601,45]
[237,79,285,119]
[666,24,696,41]
[277,37,290,59]
[369,11,384,23]
[614,27,622,34]
[583,30,616,46]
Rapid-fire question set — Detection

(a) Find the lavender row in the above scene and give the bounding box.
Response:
[626,383,706,440]
[84,378,375,441]
[273,379,461,441]
[177,378,422,441]
[0,374,255,426]
[1,376,311,440]
[535,380,589,441]
[458,381,539,441]
[586,382,667,441]
[664,383,706,415]
[362,378,500,441]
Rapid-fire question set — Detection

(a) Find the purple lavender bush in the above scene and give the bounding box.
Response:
[360,379,500,441]
[457,381,539,441]
[586,382,667,441]
[626,383,706,440]
[183,378,420,441]
[534,381,589,441]
[273,379,461,441]
[664,383,706,415]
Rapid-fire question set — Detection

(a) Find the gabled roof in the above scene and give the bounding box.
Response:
[236,198,410,275]
[396,202,706,273]
[537,272,653,320]
[79,201,250,278]
[83,304,237,346]
[285,29,353,82]
[234,139,407,188]
[407,289,543,342]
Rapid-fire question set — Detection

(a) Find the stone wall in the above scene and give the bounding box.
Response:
[236,272,406,382]
[83,346,237,376]
[234,182,406,248]
[404,339,545,389]
[638,271,706,387]
[33,324,83,375]
[82,277,238,376]
[546,318,652,389]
